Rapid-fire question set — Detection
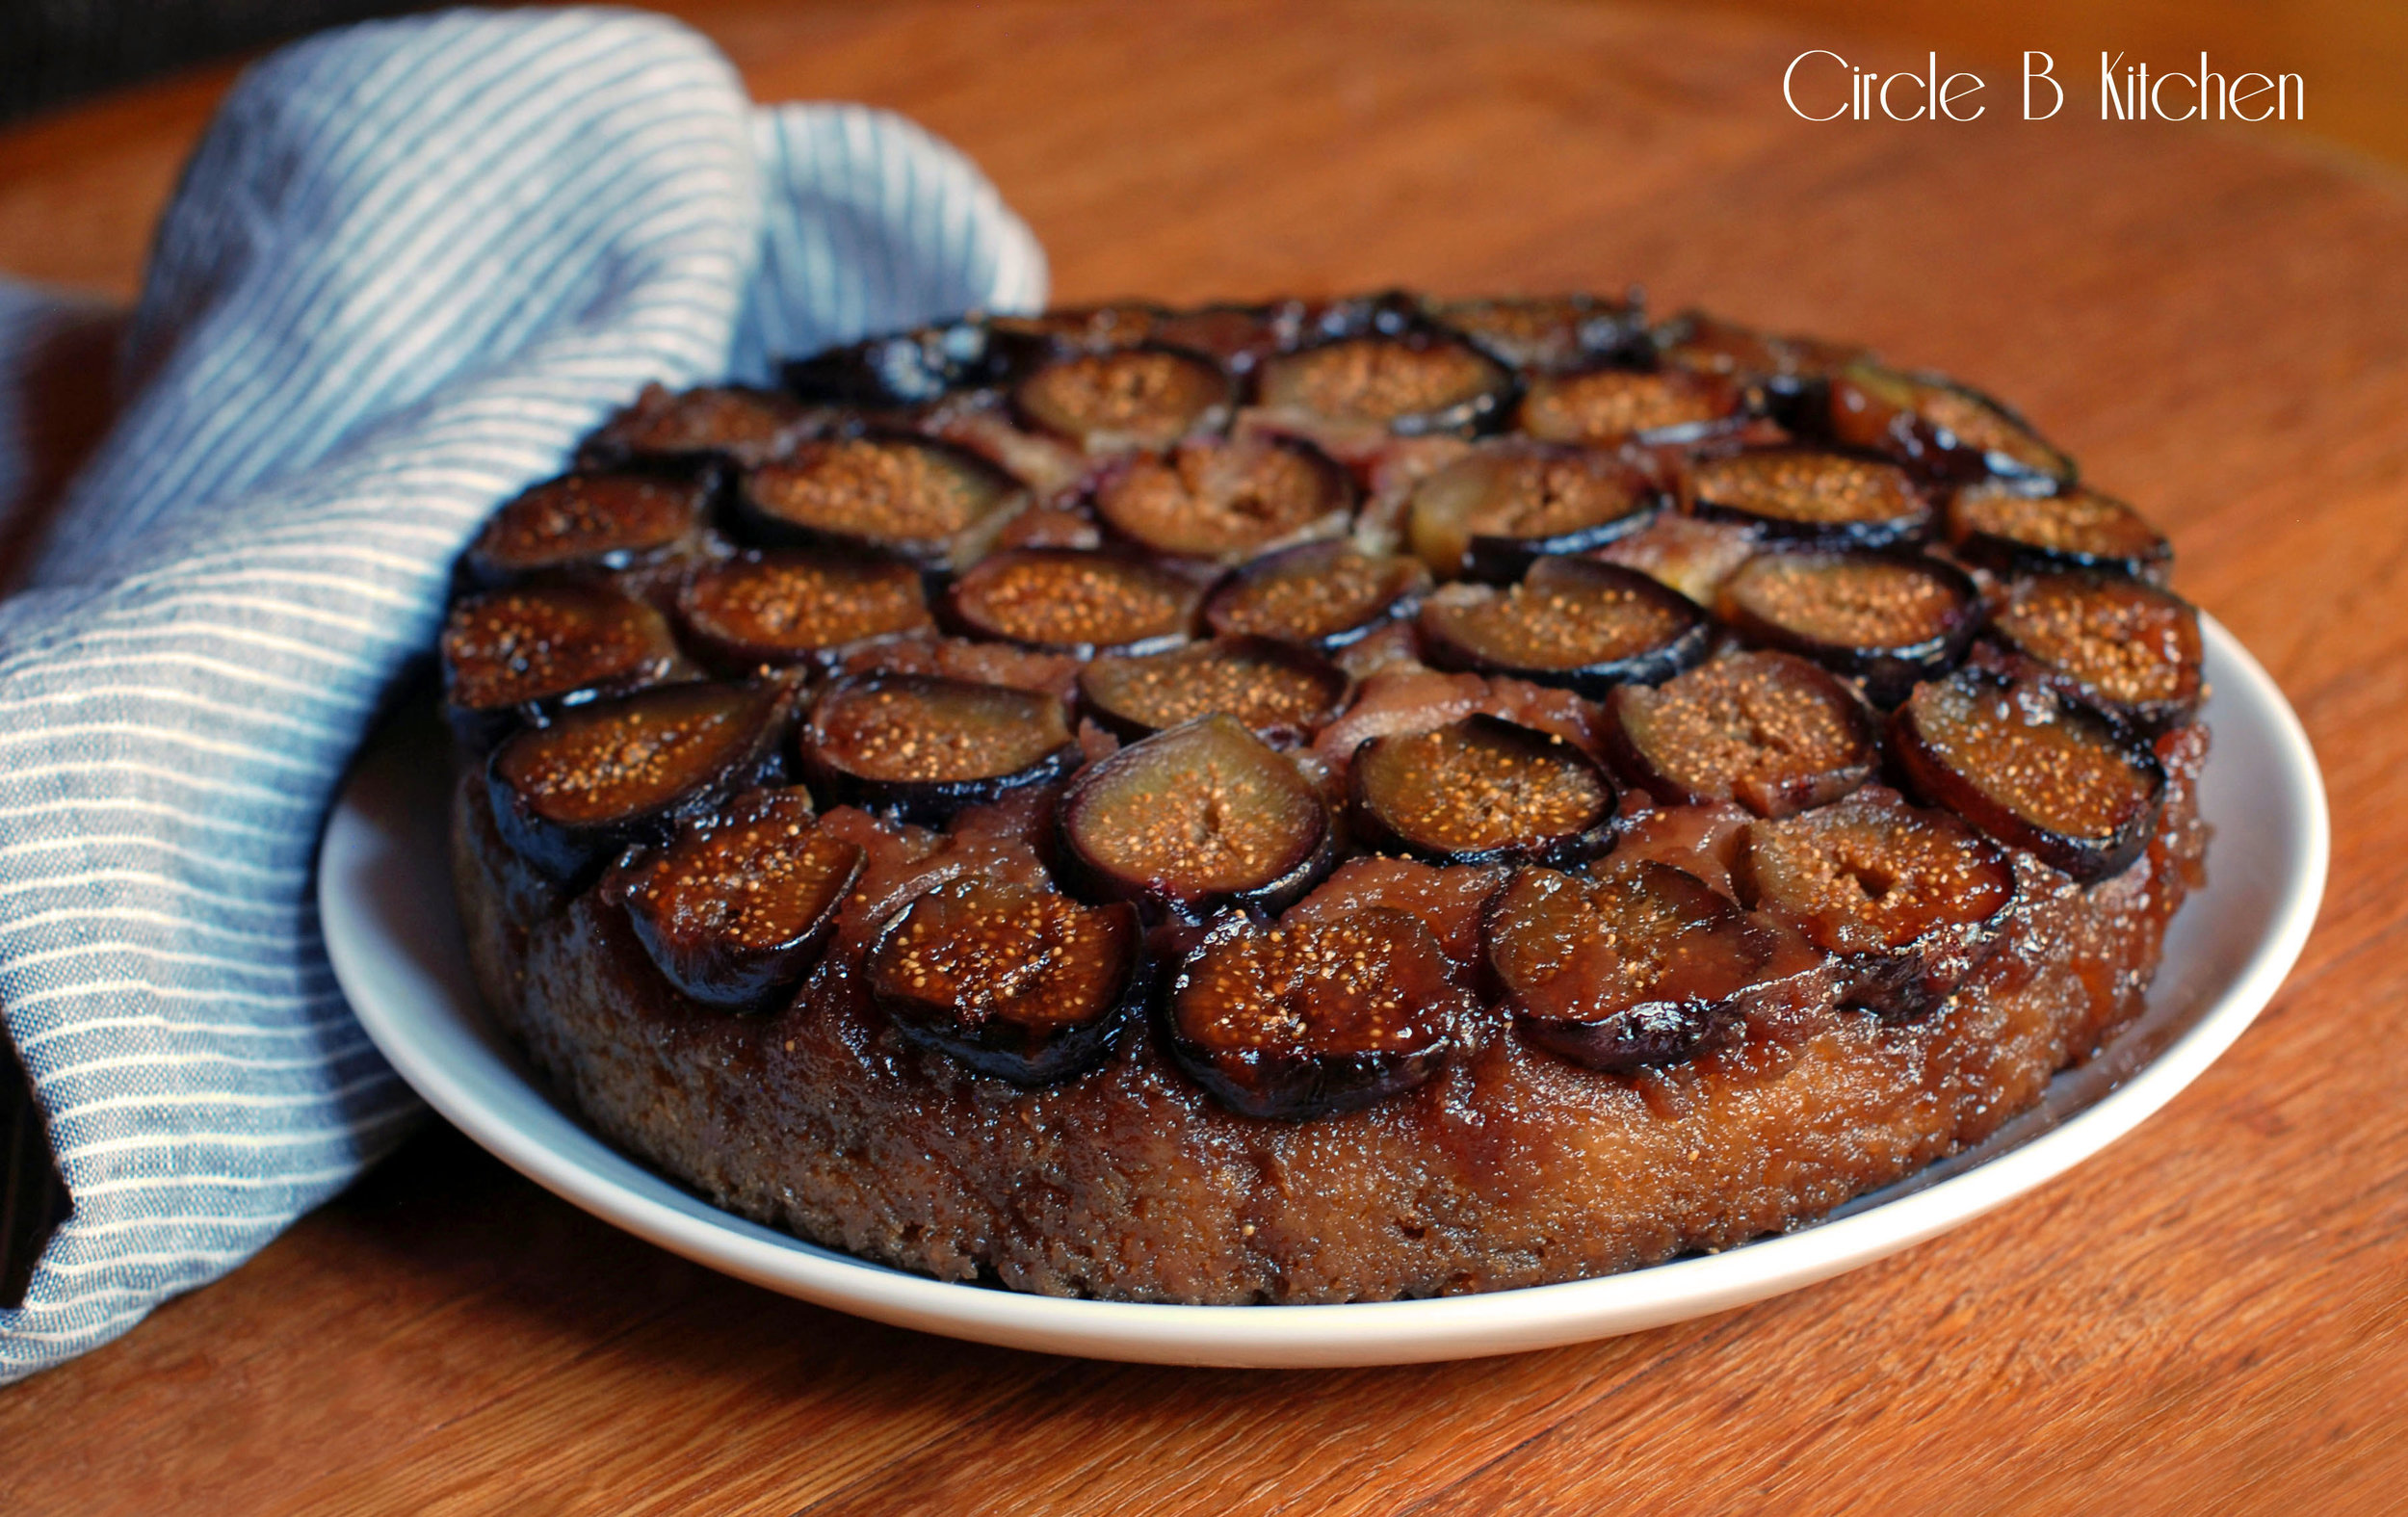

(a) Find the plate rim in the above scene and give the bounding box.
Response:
[322,615,2328,1368]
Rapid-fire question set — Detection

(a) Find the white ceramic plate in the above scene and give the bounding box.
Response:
[323,616,2326,1368]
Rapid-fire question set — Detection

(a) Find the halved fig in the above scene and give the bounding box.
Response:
[441,581,685,743]
[1487,858,1825,1071]
[1736,785,2015,1018]
[737,433,1023,572]
[1201,541,1432,652]
[612,789,863,1010]
[1427,293,1648,374]
[1419,556,1712,695]
[1891,667,2165,882]
[867,878,1144,1085]
[676,550,931,669]
[1516,366,1747,446]
[781,318,1002,407]
[1988,571,2204,732]
[1948,482,2173,581]
[1150,303,1296,374]
[460,472,707,585]
[1827,364,2073,487]
[487,679,793,880]
[1654,310,1867,392]
[1605,650,1877,817]
[798,673,1077,822]
[1404,440,1663,580]
[579,383,817,470]
[1079,637,1349,744]
[1165,906,1468,1119]
[1094,434,1351,563]
[1688,449,1931,550]
[945,547,1202,656]
[1059,714,1333,916]
[1012,344,1233,452]
[1349,714,1616,866]
[1716,550,1980,707]
[1255,333,1516,435]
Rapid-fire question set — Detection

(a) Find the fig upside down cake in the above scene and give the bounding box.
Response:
[443,291,2209,1303]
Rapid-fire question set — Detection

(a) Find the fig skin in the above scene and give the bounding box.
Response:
[577,383,821,471]
[1687,448,1932,551]
[1603,649,1878,819]
[1057,713,1336,920]
[1201,541,1432,653]
[1948,482,2174,583]
[780,318,1008,407]
[1985,571,2204,734]
[610,788,864,1011]
[1890,667,2167,883]
[1426,292,1650,374]
[798,673,1080,824]
[1077,636,1350,745]
[1825,363,2074,488]
[1715,549,1981,708]
[867,878,1146,1086]
[1348,714,1619,867]
[944,547,1206,658]
[440,580,689,747]
[459,471,711,587]
[1163,905,1470,1120]
[1734,784,2016,1019]
[1419,555,1714,697]
[1487,858,1829,1072]
[486,678,797,883]
[735,432,1025,573]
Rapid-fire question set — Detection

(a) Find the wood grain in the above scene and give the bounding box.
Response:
[2,3,2405,1512]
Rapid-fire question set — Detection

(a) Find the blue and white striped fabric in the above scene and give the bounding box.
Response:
[0,6,1045,1381]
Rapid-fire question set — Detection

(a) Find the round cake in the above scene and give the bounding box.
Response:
[442,291,2210,1303]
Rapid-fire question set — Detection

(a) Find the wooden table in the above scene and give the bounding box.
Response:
[3,3,2405,1510]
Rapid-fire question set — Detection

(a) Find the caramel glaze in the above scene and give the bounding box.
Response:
[454,721,2206,1304]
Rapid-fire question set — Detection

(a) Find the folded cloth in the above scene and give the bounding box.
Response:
[0,5,1045,1381]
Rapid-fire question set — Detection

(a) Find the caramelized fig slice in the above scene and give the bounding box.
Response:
[1989,571,2204,732]
[441,581,684,743]
[1165,906,1468,1119]
[1688,449,1931,550]
[867,878,1144,1085]
[798,673,1076,822]
[1350,715,1616,866]
[1606,650,1877,818]
[579,383,817,470]
[1150,303,1296,374]
[614,789,863,1010]
[1487,859,1824,1071]
[1419,556,1711,695]
[1516,366,1748,446]
[460,472,707,585]
[1892,667,2165,882]
[1827,364,2073,487]
[1255,333,1517,436]
[1426,293,1648,373]
[1654,310,1868,392]
[1012,344,1233,452]
[676,550,931,670]
[781,318,1001,407]
[1404,440,1662,581]
[1079,637,1350,745]
[488,679,793,881]
[1948,481,2173,581]
[737,433,1023,572]
[1716,550,1980,707]
[1202,541,1432,652]
[1736,785,2015,1018]
[1094,434,1351,563]
[1059,714,1333,916]
[946,547,1203,656]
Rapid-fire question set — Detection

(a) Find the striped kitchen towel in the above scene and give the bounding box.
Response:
[0,5,1045,1381]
